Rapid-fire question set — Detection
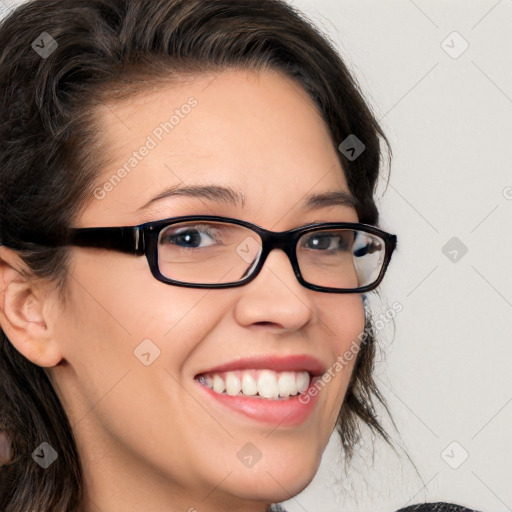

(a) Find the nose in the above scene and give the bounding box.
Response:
[233,248,314,332]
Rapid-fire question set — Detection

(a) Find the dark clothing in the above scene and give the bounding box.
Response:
[396,504,482,512]
[269,503,482,512]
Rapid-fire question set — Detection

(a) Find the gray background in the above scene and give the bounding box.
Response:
[1,1,510,511]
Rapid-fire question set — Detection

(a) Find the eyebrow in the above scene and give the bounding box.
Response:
[135,184,357,213]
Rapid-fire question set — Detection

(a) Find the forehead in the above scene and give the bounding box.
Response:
[80,68,356,227]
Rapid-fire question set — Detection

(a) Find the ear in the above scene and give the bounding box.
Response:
[0,246,63,367]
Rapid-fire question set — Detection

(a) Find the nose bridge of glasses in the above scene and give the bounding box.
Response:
[254,230,300,276]
[260,229,296,250]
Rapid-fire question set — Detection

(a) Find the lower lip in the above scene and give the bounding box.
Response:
[195,378,320,427]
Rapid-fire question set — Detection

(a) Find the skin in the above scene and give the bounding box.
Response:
[0,68,365,512]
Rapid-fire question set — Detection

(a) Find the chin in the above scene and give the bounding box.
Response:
[221,448,322,503]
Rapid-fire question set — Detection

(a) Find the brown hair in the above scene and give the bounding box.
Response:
[0,0,397,510]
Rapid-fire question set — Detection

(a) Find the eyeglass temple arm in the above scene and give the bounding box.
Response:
[65,227,145,255]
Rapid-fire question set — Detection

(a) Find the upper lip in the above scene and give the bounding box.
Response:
[195,355,327,377]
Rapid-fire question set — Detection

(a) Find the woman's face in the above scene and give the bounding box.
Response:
[50,69,365,511]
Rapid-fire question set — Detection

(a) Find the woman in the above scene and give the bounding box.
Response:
[0,0,482,511]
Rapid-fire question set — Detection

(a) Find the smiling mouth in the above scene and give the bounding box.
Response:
[195,369,313,400]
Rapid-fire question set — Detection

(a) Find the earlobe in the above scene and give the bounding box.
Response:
[0,246,63,368]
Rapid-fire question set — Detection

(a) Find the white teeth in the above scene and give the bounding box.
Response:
[257,370,279,399]
[198,369,312,399]
[213,374,225,394]
[277,372,296,398]
[296,371,310,393]
[225,373,241,396]
[241,373,258,396]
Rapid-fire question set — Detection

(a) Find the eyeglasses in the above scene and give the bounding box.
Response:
[59,215,397,293]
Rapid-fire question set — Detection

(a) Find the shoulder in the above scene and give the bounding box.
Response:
[395,503,483,512]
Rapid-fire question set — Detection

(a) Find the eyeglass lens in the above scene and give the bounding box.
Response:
[156,220,385,289]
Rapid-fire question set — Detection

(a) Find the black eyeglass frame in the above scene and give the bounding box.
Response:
[63,215,397,293]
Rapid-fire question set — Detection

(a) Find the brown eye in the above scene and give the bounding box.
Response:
[159,224,220,249]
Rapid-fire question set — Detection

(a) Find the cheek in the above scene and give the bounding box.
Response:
[318,293,366,353]
[55,258,235,478]
[314,294,365,420]
[64,250,222,340]
[57,254,227,411]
